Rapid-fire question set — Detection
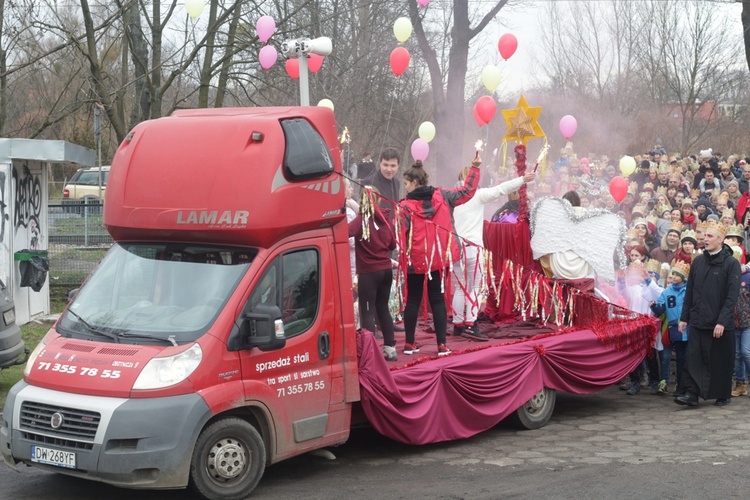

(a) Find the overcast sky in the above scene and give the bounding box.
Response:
[479,0,745,95]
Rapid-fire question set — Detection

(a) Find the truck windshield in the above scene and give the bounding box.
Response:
[58,243,256,344]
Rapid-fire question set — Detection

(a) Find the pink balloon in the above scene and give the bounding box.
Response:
[473,105,487,127]
[475,96,497,124]
[285,59,299,79]
[256,16,276,43]
[411,138,430,161]
[308,53,324,73]
[390,47,410,76]
[609,176,628,203]
[259,45,277,70]
[418,0,431,6]
[498,34,518,60]
[559,115,577,139]
[580,157,589,164]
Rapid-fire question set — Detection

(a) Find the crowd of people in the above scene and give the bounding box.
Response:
[344,141,750,408]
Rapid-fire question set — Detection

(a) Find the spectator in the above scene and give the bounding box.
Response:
[675,220,741,407]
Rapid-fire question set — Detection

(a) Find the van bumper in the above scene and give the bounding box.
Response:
[1,381,211,489]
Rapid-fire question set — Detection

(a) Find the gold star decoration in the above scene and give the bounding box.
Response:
[501,95,545,145]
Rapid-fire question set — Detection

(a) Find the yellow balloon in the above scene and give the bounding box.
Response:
[619,155,636,176]
[393,17,413,43]
[317,99,334,111]
[481,65,502,92]
[418,121,436,143]
[184,0,205,19]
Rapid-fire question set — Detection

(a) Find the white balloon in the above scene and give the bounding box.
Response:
[184,0,205,19]
[317,99,334,111]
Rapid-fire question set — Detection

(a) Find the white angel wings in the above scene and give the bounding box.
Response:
[530,197,627,284]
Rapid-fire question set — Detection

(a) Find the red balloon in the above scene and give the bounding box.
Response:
[475,96,497,124]
[285,59,299,79]
[498,33,518,60]
[308,54,324,74]
[473,104,487,127]
[609,176,628,203]
[390,47,410,77]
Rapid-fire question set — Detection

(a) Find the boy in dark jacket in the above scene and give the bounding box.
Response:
[650,261,689,395]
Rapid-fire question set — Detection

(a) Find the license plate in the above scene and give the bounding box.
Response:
[30,445,76,469]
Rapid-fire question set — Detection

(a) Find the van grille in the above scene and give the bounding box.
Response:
[20,401,100,447]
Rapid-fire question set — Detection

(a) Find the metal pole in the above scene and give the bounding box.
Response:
[94,107,102,197]
[299,55,310,106]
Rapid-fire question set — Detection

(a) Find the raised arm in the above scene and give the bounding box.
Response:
[441,159,481,208]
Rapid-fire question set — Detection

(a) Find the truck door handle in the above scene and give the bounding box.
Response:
[318,331,330,360]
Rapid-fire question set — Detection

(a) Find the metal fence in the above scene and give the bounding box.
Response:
[48,200,112,286]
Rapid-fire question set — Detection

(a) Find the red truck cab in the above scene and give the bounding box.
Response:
[1,107,358,499]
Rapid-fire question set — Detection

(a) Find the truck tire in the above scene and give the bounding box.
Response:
[507,387,556,430]
[189,417,266,500]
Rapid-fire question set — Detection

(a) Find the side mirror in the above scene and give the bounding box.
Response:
[242,303,286,351]
[68,288,80,303]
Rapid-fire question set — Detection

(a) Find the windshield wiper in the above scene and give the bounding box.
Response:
[116,332,177,346]
[66,309,120,343]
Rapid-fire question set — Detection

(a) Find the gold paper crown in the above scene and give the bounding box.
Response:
[646,214,659,226]
[642,182,654,192]
[668,220,684,234]
[718,191,730,202]
[658,163,671,174]
[690,189,700,197]
[656,186,668,197]
[658,204,673,215]
[632,217,647,228]
[705,219,728,238]
[725,224,744,239]
[645,259,661,275]
[671,260,690,279]
[696,220,708,232]
[722,208,735,220]
[626,227,639,239]
[681,229,697,242]
[631,204,646,216]
[536,182,552,194]
[628,182,638,195]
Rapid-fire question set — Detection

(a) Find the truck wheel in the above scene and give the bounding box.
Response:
[507,388,556,430]
[189,417,266,500]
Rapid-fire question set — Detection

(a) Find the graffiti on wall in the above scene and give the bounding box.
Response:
[0,171,8,244]
[12,163,42,249]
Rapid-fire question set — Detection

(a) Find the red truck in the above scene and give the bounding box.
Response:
[0,107,655,499]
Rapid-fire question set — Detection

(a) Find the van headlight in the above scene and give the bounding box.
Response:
[23,338,47,377]
[133,344,202,390]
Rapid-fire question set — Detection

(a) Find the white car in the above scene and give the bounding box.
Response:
[62,166,109,213]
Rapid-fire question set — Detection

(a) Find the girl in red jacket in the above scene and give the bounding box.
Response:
[399,158,480,357]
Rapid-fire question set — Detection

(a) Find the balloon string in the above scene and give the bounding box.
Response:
[379,78,400,159]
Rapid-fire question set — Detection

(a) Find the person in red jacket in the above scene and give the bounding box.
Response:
[399,157,480,357]
[349,189,398,361]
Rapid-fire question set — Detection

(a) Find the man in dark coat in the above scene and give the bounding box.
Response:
[675,221,741,407]
[364,147,401,213]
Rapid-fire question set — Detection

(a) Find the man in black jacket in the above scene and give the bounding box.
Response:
[675,220,741,407]
[364,147,401,213]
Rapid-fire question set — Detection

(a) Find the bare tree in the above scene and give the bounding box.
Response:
[410,0,510,184]
[641,0,741,155]
[744,1,750,74]
[537,0,744,156]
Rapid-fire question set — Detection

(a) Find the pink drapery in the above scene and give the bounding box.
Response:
[356,320,651,445]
